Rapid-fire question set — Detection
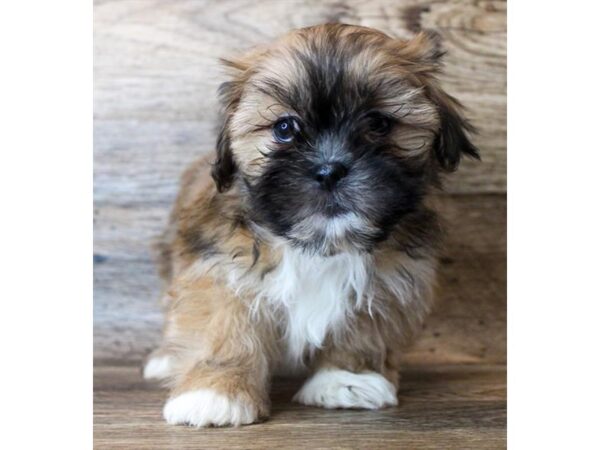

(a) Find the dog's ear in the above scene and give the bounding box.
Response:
[430,91,480,171]
[211,112,236,193]
[211,48,271,191]
[397,31,480,170]
[211,62,247,192]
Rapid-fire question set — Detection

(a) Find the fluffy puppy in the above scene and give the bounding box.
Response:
[144,23,479,427]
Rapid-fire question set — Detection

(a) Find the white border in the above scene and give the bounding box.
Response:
[0,1,92,449]
[509,2,600,448]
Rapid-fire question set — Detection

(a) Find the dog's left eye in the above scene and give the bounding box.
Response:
[273,117,298,143]
[366,113,393,136]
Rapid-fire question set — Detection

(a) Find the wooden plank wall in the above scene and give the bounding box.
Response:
[94,0,506,363]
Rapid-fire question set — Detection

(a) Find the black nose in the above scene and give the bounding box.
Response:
[314,162,348,190]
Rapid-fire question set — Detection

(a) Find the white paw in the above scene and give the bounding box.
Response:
[293,369,398,409]
[163,389,258,427]
[143,355,173,380]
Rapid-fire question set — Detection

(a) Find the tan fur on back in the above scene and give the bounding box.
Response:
[146,24,478,427]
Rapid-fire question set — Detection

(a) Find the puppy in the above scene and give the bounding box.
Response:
[143,24,479,427]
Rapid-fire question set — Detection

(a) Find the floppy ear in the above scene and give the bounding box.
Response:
[399,31,480,170]
[211,75,243,192]
[211,114,236,193]
[211,50,270,191]
[431,92,480,171]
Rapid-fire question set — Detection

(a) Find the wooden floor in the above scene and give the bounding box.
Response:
[94,194,506,448]
[94,363,506,449]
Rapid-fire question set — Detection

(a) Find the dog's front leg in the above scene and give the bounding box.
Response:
[293,320,401,410]
[160,276,273,427]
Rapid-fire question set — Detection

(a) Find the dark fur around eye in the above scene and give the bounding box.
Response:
[365,112,394,136]
[273,117,299,143]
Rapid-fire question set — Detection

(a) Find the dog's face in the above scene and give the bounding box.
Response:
[212,24,478,255]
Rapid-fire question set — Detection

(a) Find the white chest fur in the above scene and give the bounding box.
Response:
[257,247,374,365]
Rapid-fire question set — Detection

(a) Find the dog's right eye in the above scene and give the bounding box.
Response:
[273,118,298,143]
[366,112,393,136]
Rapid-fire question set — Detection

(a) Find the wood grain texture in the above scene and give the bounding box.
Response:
[94,2,506,443]
[94,0,506,364]
[94,0,506,209]
[94,194,506,364]
[94,363,506,449]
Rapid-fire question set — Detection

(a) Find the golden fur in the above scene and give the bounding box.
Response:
[145,24,478,427]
